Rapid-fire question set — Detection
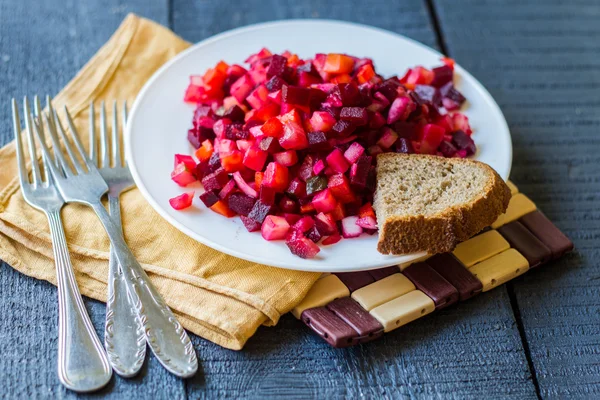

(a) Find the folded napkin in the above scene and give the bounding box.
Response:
[0,14,320,350]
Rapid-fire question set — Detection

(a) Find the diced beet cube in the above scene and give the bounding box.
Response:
[312,189,338,213]
[242,146,268,172]
[195,160,209,179]
[349,155,372,187]
[369,111,386,129]
[306,225,323,243]
[213,118,231,139]
[387,96,416,124]
[344,201,361,217]
[192,105,212,123]
[322,234,342,245]
[267,54,288,78]
[240,215,261,232]
[309,88,327,109]
[452,129,476,155]
[246,85,270,110]
[286,177,307,199]
[281,85,311,107]
[201,168,229,191]
[308,111,337,132]
[356,216,377,230]
[341,216,363,238]
[366,166,377,192]
[376,78,404,102]
[174,154,196,171]
[298,71,322,87]
[206,151,222,172]
[285,232,320,259]
[279,122,308,150]
[279,196,299,213]
[451,113,472,135]
[230,74,255,103]
[431,65,453,88]
[293,216,315,233]
[439,140,457,157]
[331,120,355,137]
[282,213,302,225]
[329,202,345,221]
[258,136,281,154]
[440,83,466,111]
[273,150,298,167]
[227,193,256,216]
[248,200,275,223]
[218,179,237,199]
[307,131,331,151]
[263,162,289,192]
[259,186,277,205]
[377,127,399,149]
[222,105,245,122]
[393,121,418,140]
[266,76,286,92]
[298,155,316,182]
[187,129,202,149]
[343,142,365,164]
[326,148,350,174]
[169,191,195,210]
[312,159,326,176]
[395,137,414,154]
[367,145,383,156]
[336,82,361,106]
[340,107,368,126]
[327,174,355,204]
[199,190,220,208]
[306,175,328,196]
[414,85,441,106]
[262,215,291,241]
[420,124,446,154]
[314,212,338,235]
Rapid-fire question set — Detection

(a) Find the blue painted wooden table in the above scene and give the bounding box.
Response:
[1,1,597,398]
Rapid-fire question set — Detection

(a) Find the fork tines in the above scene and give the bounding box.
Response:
[90,101,128,169]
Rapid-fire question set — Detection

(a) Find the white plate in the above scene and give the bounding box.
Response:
[126,19,512,273]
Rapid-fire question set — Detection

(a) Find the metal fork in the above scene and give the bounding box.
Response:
[89,101,146,378]
[11,97,112,392]
[33,103,198,378]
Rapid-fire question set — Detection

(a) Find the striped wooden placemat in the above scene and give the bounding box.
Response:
[292,181,573,347]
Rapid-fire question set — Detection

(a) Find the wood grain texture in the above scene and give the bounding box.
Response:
[434,0,600,397]
[0,1,185,399]
[173,1,536,397]
[0,0,566,397]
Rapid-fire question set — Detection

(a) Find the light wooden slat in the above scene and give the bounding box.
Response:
[370,290,435,333]
[292,275,349,319]
[453,230,510,267]
[468,249,530,292]
[351,274,416,311]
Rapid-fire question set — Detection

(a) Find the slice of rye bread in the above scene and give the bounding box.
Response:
[374,153,511,255]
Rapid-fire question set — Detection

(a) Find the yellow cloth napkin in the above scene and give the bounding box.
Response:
[0,14,320,350]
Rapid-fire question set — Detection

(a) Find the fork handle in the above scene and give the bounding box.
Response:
[46,210,112,392]
[90,202,198,378]
[104,195,146,377]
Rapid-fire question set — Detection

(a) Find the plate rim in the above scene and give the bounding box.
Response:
[125,18,512,272]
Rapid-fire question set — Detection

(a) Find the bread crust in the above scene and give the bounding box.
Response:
[375,154,511,255]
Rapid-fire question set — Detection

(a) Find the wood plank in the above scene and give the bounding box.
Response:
[434,0,600,397]
[173,0,536,397]
[0,1,184,398]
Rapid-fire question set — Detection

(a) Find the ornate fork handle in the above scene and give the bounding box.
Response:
[90,202,198,378]
[104,195,146,377]
[46,210,112,392]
